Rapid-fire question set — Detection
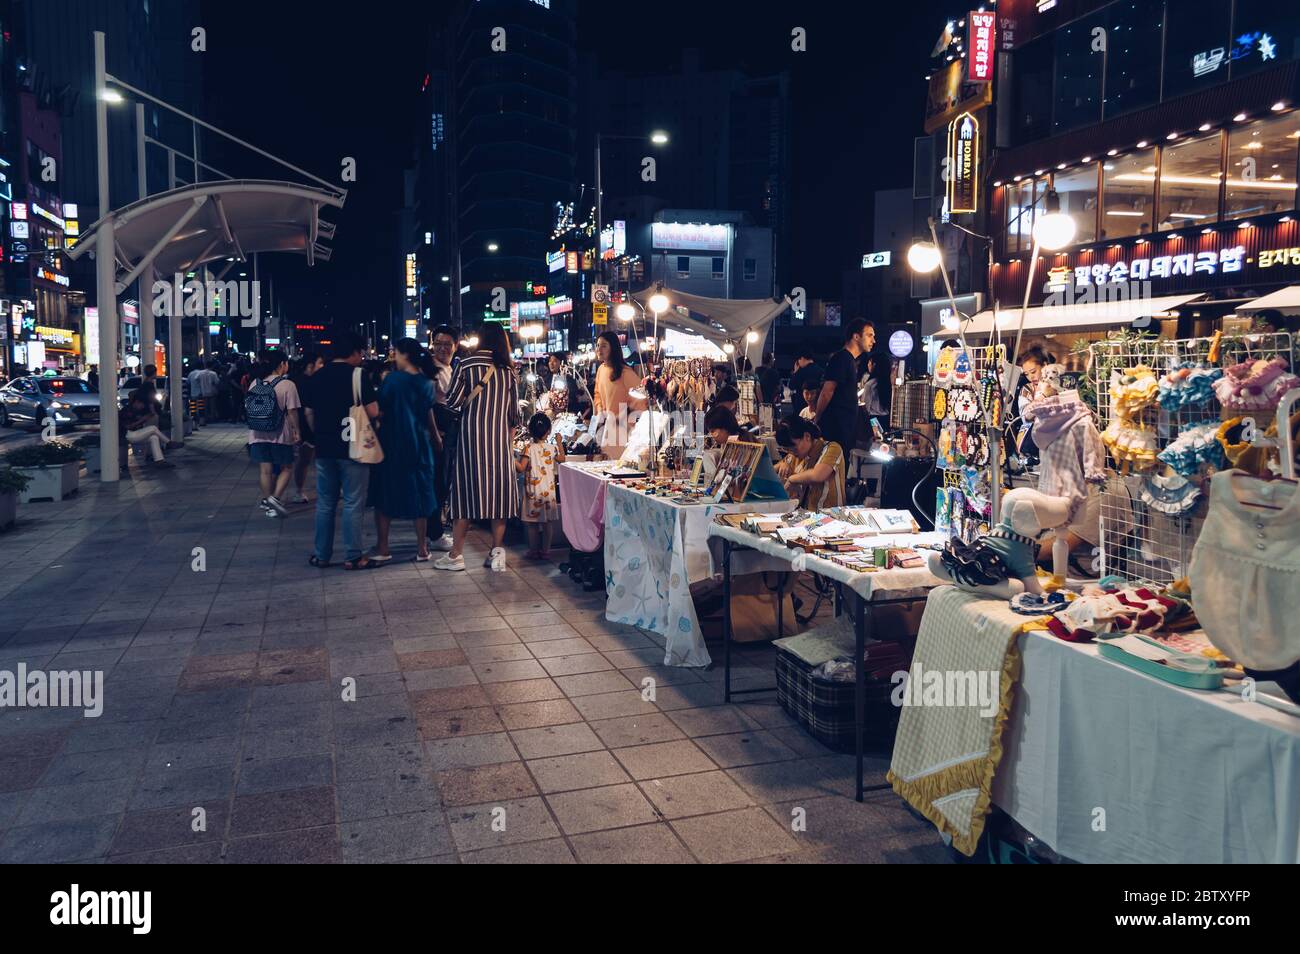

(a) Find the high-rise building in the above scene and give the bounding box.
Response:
[448,0,577,325]
[585,50,791,293]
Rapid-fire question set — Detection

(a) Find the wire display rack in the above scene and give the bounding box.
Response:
[1090,331,1294,585]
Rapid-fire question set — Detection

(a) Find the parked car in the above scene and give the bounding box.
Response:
[0,376,101,431]
[117,376,170,412]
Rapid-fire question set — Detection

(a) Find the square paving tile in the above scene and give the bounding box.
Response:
[416,706,505,741]
[639,770,755,819]
[570,690,660,722]
[482,678,564,705]
[340,811,455,863]
[569,823,695,864]
[669,806,801,864]
[691,730,801,768]
[494,699,582,731]
[446,797,560,852]
[460,838,576,864]
[435,762,539,806]
[424,733,519,770]
[590,713,686,748]
[612,740,717,781]
[229,786,336,837]
[225,825,341,864]
[108,804,228,856]
[544,783,660,835]
[509,723,604,760]
[526,750,631,794]
[472,659,549,684]
[553,671,636,697]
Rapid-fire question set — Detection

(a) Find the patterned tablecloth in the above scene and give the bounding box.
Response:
[603,483,791,667]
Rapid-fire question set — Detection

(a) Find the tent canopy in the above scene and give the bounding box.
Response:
[933,293,1206,338]
[628,285,789,346]
[68,179,346,283]
[1236,285,1300,314]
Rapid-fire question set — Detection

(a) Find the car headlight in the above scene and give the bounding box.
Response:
[49,401,69,409]
[156,392,165,403]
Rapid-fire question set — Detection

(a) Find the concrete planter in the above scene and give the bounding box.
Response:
[16,461,80,503]
[0,491,15,530]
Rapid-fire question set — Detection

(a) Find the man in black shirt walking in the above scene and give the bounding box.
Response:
[812,319,875,453]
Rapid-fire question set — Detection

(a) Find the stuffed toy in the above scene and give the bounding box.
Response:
[927,486,1074,599]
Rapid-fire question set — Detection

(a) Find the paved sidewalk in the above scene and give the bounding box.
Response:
[0,425,947,863]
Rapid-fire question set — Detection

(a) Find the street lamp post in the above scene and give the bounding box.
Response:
[94,31,122,481]
[594,130,669,287]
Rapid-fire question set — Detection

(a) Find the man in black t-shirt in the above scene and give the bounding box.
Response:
[302,330,379,569]
[788,351,823,416]
[812,319,875,453]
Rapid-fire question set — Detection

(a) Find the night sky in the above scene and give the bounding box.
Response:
[198,0,945,333]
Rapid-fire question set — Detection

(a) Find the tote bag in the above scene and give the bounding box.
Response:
[348,367,384,464]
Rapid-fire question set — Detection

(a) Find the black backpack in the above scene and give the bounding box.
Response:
[245,376,286,432]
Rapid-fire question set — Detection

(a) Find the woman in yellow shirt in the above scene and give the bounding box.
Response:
[778,417,846,511]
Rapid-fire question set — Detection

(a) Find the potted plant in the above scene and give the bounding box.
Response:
[3,440,85,503]
[0,467,30,530]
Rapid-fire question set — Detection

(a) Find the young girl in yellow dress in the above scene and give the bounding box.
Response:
[517,413,566,559]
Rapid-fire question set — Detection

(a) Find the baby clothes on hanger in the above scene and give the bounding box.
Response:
[1213,357,1300,412]
[1024,391,1106,522]
[1188,470,1300,673]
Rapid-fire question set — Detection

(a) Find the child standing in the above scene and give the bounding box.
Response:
[517,412,565,559]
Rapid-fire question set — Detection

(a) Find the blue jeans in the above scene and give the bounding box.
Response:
[314,458,370,562]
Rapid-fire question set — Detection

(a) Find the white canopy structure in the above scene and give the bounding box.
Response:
[1236,285,1300,314]
[81,29,347,482]
[68,179,345,288]
[627,285,790,345]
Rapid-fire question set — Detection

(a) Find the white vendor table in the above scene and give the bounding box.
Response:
[924,591,1300,863]
[602,483,790,668]
[707,521,948,800]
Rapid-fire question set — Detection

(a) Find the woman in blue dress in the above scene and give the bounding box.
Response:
[371,338,438,562]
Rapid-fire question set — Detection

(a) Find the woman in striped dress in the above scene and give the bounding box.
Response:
[434,323,521,572]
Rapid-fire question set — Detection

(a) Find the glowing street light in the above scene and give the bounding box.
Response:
[906,241,942,274]
[650,131,670,145]
[648,292,669,314]
[616,302,636,321]
[1031,211,1077,250]
[486,242,499,252]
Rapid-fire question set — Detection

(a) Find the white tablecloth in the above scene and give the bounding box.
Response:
[706,522,949,603]
[603,484,790,667]
[927,593,1300,863]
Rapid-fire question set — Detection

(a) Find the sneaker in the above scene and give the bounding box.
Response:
[433,554,465,572]
[489,547,507,572]
[430,533,454,552]
[266,496,289,517]
[259,497,273,512]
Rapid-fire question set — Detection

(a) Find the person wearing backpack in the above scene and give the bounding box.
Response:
[246,348,302,517]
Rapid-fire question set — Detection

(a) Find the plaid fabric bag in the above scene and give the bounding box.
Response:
[775,638,908,752]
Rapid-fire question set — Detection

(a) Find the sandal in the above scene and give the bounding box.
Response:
[368,553,394,564]
[342,557,377,571]
[412,552,432,563]
[308,555,331,568]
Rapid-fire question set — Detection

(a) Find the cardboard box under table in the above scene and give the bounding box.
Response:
[602,482,790,668]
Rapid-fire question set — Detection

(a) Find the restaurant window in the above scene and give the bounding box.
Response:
[1053,164,1099,245]
[1101,147,1157,239]
[1053,11,1105,132]
[676,256,690,277]
[1157,134,1222,230]
[1103,0,1164,119]
[1229,2,1300,79]
[711,256,725,279]
[1012,35,1053,146]
[1008,179,1035,253]
[1163,0,1233,98]
[1225,110,1300,221]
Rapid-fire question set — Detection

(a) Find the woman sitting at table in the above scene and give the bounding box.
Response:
[700,406,742,482]
[777,417,845,510]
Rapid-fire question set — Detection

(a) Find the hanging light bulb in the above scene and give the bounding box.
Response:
[907,241,942,273]
[616,302,636,321]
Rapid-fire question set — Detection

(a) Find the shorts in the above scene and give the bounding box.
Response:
[248,442,294,466]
